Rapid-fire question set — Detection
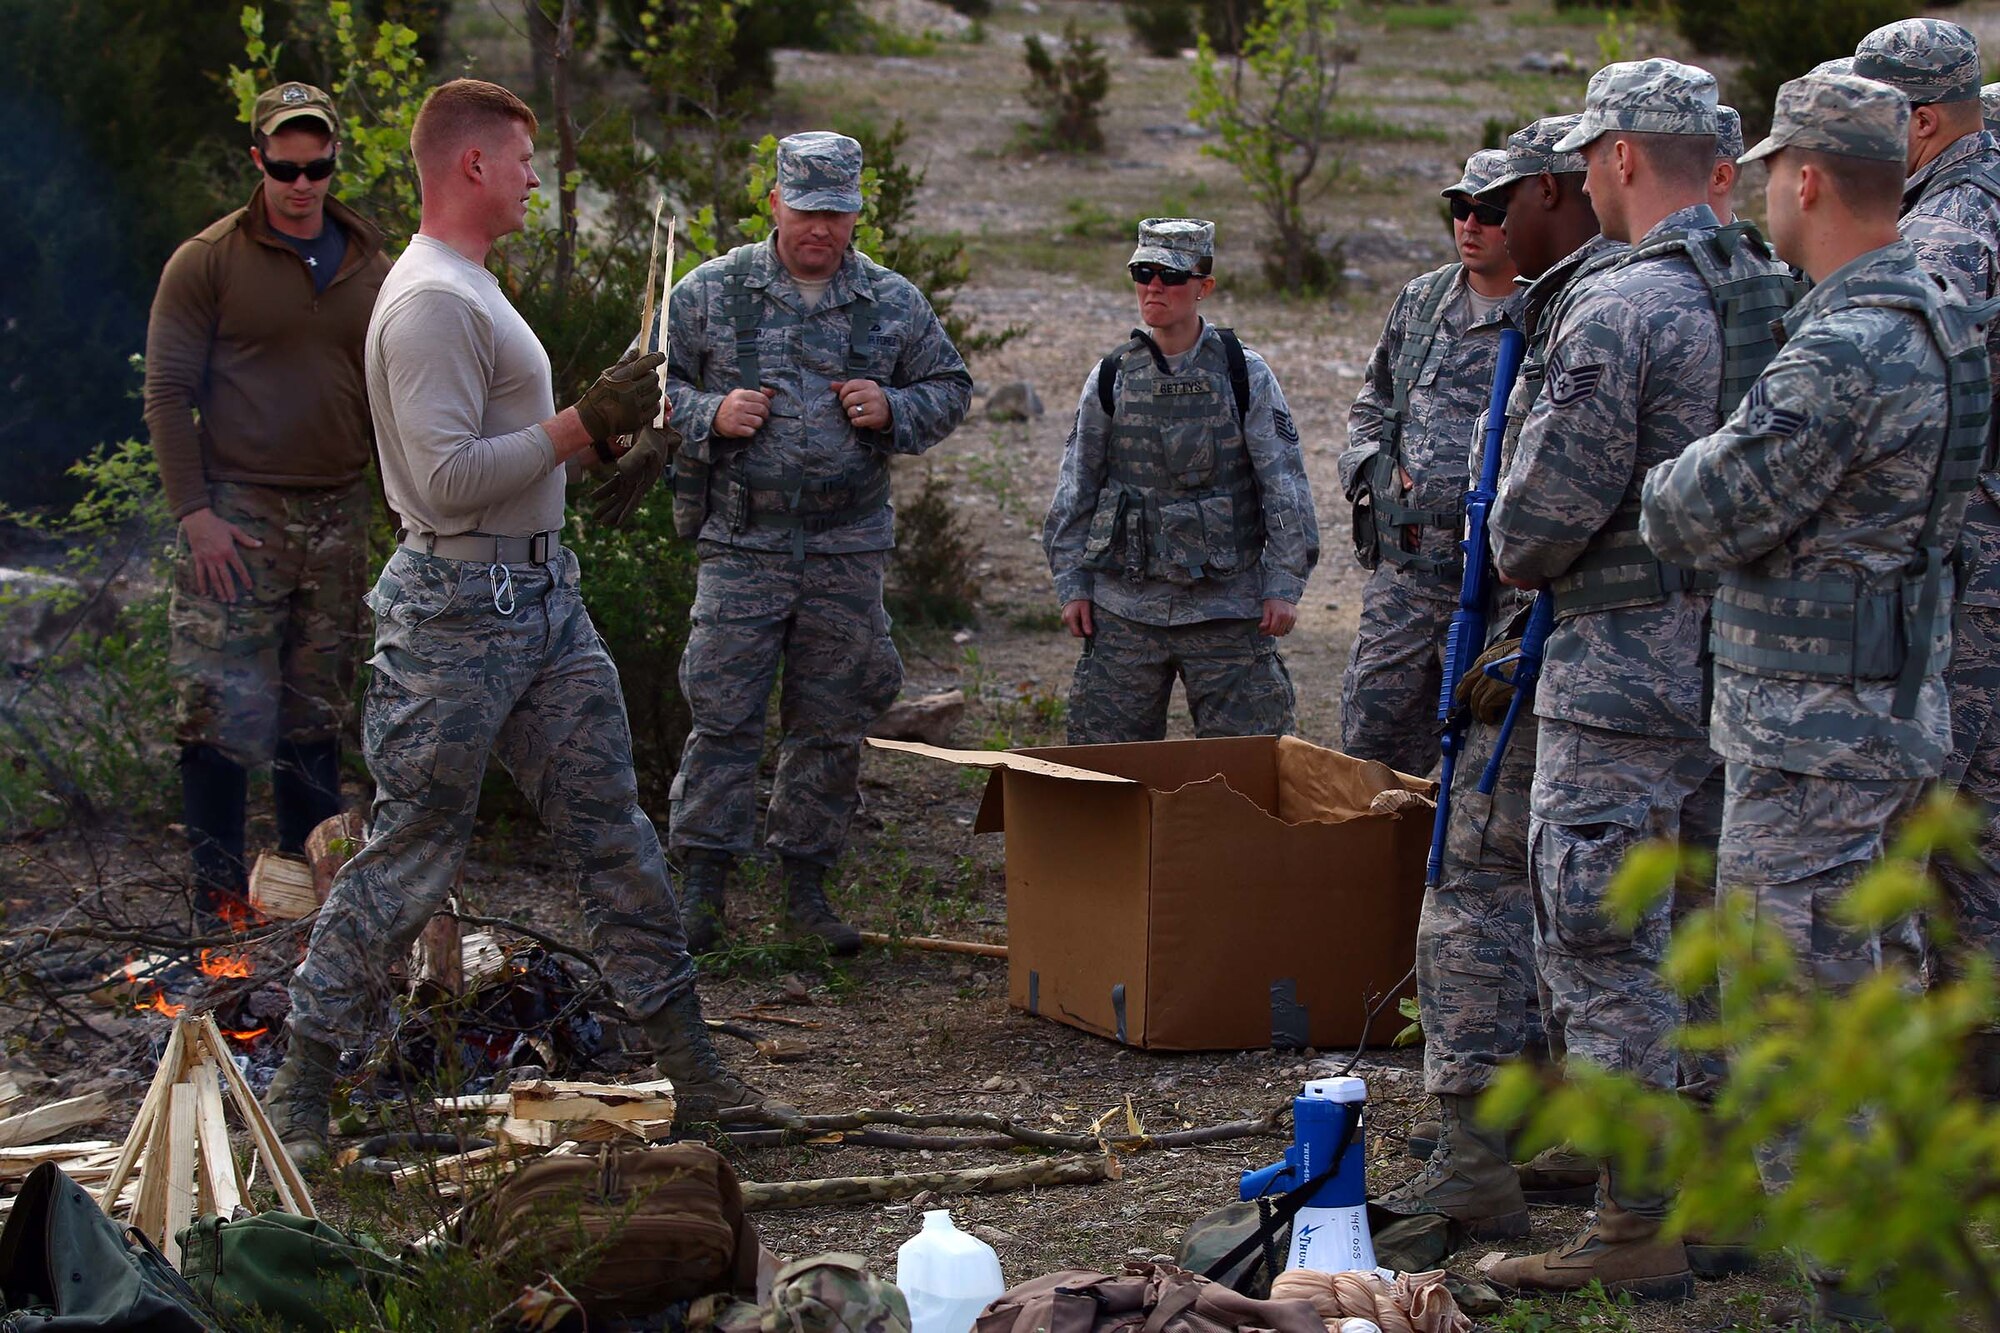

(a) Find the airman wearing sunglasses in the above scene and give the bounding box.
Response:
[1337,151,1525,778]
[142,81,391,925]
[1043,218,1320,744]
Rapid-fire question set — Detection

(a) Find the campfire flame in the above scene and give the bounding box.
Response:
[137,990,186,1019]
[222,1026,269,1042]
[198,949,254,979]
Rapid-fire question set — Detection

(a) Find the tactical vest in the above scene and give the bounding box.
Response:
[1080,329,1266,586]
[1550,221,1799,620]
[1710,275,1995,720]
[1359,264,1470,577]
[1912,147,2000,474]
[671,245,891,548]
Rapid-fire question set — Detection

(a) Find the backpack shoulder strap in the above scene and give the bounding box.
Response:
[1096,336,1145,418]
[1925,151,2000,206]
[722,244,765,392]
[1217,326,1250,424]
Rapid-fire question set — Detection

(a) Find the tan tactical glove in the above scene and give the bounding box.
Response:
[575,350,667,443]
[589,423,678,528]
[1455,636,1522,724]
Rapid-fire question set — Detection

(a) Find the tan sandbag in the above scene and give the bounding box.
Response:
[1269,1268,1470,1333]
[1272,735,1434,827]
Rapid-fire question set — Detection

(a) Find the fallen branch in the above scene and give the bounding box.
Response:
[740,1151,1117,1211]
[730,1107,1283,1154]
[857,931,1006,959]
[725,1127,1022,1152]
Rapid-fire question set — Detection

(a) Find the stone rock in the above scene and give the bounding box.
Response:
[984,381,1045,422]
[868,689,967,747]
[862,0,973,37]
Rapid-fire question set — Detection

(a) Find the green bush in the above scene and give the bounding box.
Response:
[1125,0,1200,56]
[1200,0,1268,53]
[888,469,982,629]
[1669,0,1912,127]
[1483,797,2000,1330]
[1023,20,1113,153]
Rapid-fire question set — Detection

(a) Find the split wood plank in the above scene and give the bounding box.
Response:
[162,1084,197,1268]
[202,1016,315,1218]
[432,1093,512,1115]
[195,1067,242,1218]
[506,1077,676,1124]
[248,852,320,920]
[388,1143,516,1189]
[97,1020,185,1210]
[0,1091,113,1148]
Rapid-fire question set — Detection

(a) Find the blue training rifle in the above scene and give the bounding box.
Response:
[1426,326,1527,889]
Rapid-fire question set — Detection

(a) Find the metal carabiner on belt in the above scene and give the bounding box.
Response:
[489,561,517,616]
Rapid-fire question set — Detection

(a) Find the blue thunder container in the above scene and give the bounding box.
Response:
[1238,1077,1376,1273]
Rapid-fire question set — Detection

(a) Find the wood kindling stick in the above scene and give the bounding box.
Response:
[856,931,1006,959]
[739,1152,1117,1212]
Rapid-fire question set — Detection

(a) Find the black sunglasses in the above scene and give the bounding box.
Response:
[263,153,337,183]
[1129,263,1199,287]
[1450,197,1506,227]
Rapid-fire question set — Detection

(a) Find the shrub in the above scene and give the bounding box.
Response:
[888,469,982,629]
[1483,797,2000,1330]
[1023,20,1113,154]
[1191,0,1348,292]
[1126,0,1200,56]
[1200,0,1268,53]
[1718,0,1911,130]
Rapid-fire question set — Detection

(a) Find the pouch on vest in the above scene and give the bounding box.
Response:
[1081,486,1133,576]
[1161,420,1219,487]
[1150,496,1213,584]
[0,1164,214,1332]
[1350,487,1382,571]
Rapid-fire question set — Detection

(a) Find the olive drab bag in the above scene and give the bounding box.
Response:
[175,1211,401,1333]
[0,1164,212,1331]
[452,1142,760,1321]
[974,1263,1326,1333]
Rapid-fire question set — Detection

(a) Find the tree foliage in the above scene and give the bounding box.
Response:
[1483,798,2000,1330]
[1671,0,1912,129]
[1190,0,1346,292]
[1023,21,1112,154]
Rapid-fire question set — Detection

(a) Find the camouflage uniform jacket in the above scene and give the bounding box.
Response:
[1341,264,1528,586]
[1490,204,1727,739]
[1903,129,2000,610]
[663,236,973,554]
[1641,242,1969,780]
[1044,322,1320,625]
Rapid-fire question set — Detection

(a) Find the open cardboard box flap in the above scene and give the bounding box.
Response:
[868,734,1433,1050]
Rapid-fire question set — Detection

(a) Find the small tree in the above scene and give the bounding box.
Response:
[1191,0,1346,292]
[1716,0,1910,131]
[1125,0,1199,57]
[1483,797,2000,1330]
[1022,20,1112,154]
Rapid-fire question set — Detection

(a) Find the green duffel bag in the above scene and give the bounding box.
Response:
[176,1212,400,1333]
[0,1163,214,1331]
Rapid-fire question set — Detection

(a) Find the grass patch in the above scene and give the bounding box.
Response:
[1009,606,1065,633]
[1326,108,1450,143]
[1380,5,1470,30]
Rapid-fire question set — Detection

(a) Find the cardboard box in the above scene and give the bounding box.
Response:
[871,735,1435,1051]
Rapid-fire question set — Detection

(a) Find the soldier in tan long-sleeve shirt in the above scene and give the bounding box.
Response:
[142,80,390,925]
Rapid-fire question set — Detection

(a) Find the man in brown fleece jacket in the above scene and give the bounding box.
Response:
[142,81,391,924]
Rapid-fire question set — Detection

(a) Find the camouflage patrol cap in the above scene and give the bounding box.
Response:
[777,132,864,213]
[1716,105,1743,161]
[1985,81,2000,132]
[253,82,339,139]
[1130,217,1216,271]
[1811,57,1856,78]
[1854,19,1982,106]
[1740,71,1910,165]
[1474,115,1588,200]
[1554,58,1721,151]
[1444,149,1510,199]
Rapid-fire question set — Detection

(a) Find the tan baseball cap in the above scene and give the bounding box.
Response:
[254,82,339,138]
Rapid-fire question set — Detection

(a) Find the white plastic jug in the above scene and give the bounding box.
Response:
[896,1209,1005,1333]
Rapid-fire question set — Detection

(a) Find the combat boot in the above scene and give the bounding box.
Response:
[783,858,861,956]
[1486,1195,1693,1303]
[644,989,799,1125]
[1373,1093,1529,1239]
[1516,1142,1599,1205]
[678,850,730,954]
[262,1031,340,1167]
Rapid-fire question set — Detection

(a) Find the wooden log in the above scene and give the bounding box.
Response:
[740,1152,1118,1212]
[726,1108,1283,1155]
[0,1091,113,1148]
[460,932,507,985]
[507,1077,676,1125]
[248,853,320,921]
[303,811,365,902]
[857,932,1006,959]
[413,910,463,994]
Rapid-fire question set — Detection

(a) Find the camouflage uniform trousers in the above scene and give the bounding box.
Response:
[288,547,693,1048]
[1718,760,1923,1191]
[1939,603,2000,976]
[668,544,903,867]
[168,479,370,768]
[1529,718,1723,1092]
[1338,564,1451,775]
[1065,609,1296,745]
[1419,703,1540,1096]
